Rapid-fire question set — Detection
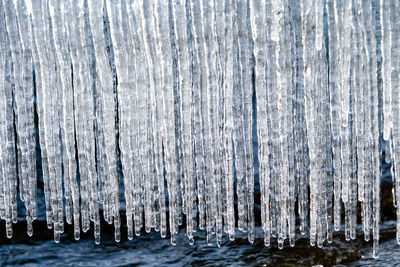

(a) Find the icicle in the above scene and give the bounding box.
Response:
[381,0,392,142]
[213,0,227,246]
[384,0,400,247]
[0,0,18,239]
[326,0,343,232]
[237,0,255,245]
[154,0,179,245]
[122,0,142,239]
[291,0,309,237]
[171,0,195,245]
[369,0,381,257]
[131,1,150,237]
[0,0,395,256]
[197,0,217,245]
[250,0,270,247]
[221,0,236,242]
[49,0,80,240]
[231,0,247,236]
[123,0,136,240]
[340,0,352,206]
[0,0,6,225]
[300,0,314,246]
[3,0,37,237]
[272,0,292,248]
[87,0,120,242]
[106,0,141,240]
[31,0,65,242]
[300,0,330,247]
[265,0,279,242]
[65,0,100,243]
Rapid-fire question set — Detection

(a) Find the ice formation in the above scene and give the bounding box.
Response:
[0,0,399,258]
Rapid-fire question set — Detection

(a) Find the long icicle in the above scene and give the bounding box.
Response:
[0,1,394,257]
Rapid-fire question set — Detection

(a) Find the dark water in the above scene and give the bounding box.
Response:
[0,220,398,266]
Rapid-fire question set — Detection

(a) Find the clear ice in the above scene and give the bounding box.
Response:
[0,0,398,258]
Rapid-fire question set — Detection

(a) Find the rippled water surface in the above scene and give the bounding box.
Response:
[0,174,397,266]
[0,221,398,266]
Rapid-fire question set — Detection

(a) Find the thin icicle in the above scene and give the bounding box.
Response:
[171,0,196,245]
[381,0,392,142]
[250,0,269,247]
[326,0,343,232]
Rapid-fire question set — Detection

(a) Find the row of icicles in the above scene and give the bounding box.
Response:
[0,0,399,259]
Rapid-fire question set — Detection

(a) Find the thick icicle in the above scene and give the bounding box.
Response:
[3,0,37,237]
[148,0,179,244]
[49,0,80,240]
[88,0,120,242]
[383,0,400,250]
[65,0,100,243]
[31,0,65,242]
[0,0,18,239]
